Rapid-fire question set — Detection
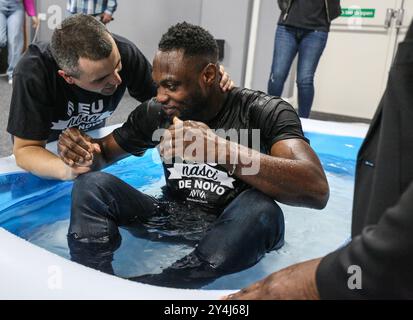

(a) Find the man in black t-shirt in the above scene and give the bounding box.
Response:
[58,22,329,288]
[7,14,232,181]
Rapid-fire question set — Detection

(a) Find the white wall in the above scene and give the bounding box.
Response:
[200,0,252,87]
[108,0,203,66]
[36,0,66,41]
[250,0,279,92]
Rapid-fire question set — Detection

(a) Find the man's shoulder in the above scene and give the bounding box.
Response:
[112,33,135,47]
[227,88,299,132]
[112,33,141,59]
[128,99,165,128]
[229,87,291,112]
[14,41,56,75]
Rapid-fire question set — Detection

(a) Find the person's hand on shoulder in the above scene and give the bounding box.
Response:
[219,65,235,92]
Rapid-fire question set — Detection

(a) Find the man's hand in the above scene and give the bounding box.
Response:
[100,12,113,24]
[222,258,322,300]
[62,162,96,180]
[58,128,101,177]
[219,65,235,92]
[159,117,226,164]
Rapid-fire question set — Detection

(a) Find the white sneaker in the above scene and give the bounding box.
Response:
[8,78,12,85]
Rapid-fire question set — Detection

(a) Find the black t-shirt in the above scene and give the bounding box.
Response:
[279,0,330,32]
[7,34,156,142]
[113,88,308,212]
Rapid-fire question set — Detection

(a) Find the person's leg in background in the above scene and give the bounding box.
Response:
[68,171,161,274]
[267,25,299,97]
[296,29,328,118]
[131,188,285,288]
[0,2,8,73]
[6,1,24,84]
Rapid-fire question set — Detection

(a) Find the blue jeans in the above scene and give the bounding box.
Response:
[68,172,285,287]
[268,25,328,118]
[0,0,24,80]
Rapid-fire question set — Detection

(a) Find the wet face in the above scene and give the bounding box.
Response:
[67,36,123,96]
[152,49,214,121]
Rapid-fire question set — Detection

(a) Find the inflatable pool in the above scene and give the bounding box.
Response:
[0,119,369,299]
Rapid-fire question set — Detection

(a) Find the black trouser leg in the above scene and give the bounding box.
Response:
[196,188,285,272]
[131,188,285,288]
[68,172,159,274]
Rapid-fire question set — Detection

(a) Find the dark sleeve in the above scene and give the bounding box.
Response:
[250,98,309,151]
[7,55,53,140]
[329,0,342,21]
[316,181,413,299]
[112,99,164,155]
[117,37,157,102]
[277,0,289,11]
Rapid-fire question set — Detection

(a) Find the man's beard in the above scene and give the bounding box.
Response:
[179,92,209,122]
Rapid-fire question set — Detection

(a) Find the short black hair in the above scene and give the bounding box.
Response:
[158,22,218,62]
[50,14,113,78]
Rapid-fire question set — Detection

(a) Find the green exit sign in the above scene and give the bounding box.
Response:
[341,8,376,18]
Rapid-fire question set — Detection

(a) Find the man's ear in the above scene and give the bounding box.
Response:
[57,70,75,84]
[201,63,218,87]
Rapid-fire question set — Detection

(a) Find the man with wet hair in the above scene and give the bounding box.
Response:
[58,22,329,288]
[7,14,232,181]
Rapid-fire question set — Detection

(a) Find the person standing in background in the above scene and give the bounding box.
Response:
[67,0,117,24]
[0,0,39,85]
[268,0,341,118]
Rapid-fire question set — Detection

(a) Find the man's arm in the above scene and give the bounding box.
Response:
[224,258,321,300]
[101,0,117,24]
[57,100,160,174]
[226,180,413,300]
[223,138,329,209]
[162,118,329,209]
[13,128,127,181]
[13,136,82,180]
[7,49,67,179]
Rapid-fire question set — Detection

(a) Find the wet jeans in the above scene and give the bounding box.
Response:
[0,0,24,80]
[68,172,285,285]
[268,25,328,118]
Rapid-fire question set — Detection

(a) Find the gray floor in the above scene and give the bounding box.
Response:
[0,77,13,158]
[0,78,137,158]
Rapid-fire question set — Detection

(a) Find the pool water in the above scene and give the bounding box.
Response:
[0,132,363,290]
